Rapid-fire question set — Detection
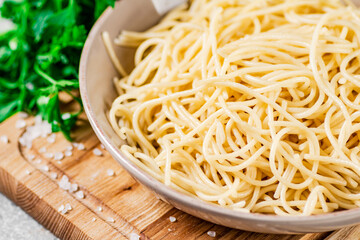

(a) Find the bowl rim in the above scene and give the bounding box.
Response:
[79,1,360,229]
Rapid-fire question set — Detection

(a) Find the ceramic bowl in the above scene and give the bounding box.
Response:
[79,0,360,234]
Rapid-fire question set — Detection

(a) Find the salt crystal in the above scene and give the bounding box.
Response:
[18,112,29,119]
[15,119,26,129]
[65,203,72,211]
[19,138,29,148]
[58,204,69,214]
[58,205,65,212]
[25,169,31,175]
[62,113,71,120]
[35,159,42,164]
[106,217,115,223]
[69,183,78,193]
[27,154,35,161]
[50,172,58,179]
[59,203,72,214]
[0,135,8,144]
[18,117,52,149]
[100,144,105,149]
[26,82,34,90]
[66,145,73,151]
[39,147,46,153]
[64,150,72,157]
[41,165,49,172]
[60,209,67,214]
[93,148,103,156]
[91,217,96,222]
[97,206,103,212]
[169,216,176,222]
[76,191,84,199]
[130,233,140,240]
[59,175,71,190]
[106,169,114,176]
[19,137,26,147]
[207,231,216,238]
[47,134,56,143]
[44,153,53,159]
[54,152,64,161]
[73,142,79,147]
[57,161,62,164]
[65,151,72,157]
[35,115,43,124]
[77,143,85,150]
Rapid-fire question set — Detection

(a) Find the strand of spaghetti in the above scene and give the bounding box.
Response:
[309,12,352,146]
[102,32,127,76]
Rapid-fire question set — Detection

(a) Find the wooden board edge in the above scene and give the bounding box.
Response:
[0,166,92,240]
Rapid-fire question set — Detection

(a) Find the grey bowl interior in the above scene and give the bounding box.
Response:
[79,0,360,234]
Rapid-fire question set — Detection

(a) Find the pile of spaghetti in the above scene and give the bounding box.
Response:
[106,0,360,215]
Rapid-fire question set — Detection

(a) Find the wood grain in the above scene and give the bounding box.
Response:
[0,114,357,239]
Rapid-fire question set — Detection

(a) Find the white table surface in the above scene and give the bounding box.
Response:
[0,193,56,240]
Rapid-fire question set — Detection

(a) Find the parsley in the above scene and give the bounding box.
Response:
[0,0,116,140]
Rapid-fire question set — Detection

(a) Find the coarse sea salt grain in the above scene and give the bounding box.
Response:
[0,135,9,144]
[54,152,64,161]
[207,231,216,238]
[106,169,114,177]
[59,204,72,214]
[26,82,34,90]
[130,233,140,240]
[50,172,58,179]
[58,205,65,213]
[106,217,115,223]
[64,150,72,157]
[27,154,35,161]
[65,203,72,211]
[40,165,49,172]
[169,216,176,223]
[59,175,71,190]
[19,138,26,147]
[92,217,96,222]
[15,119,26,129]
[69,183,78,193]
[77,143,85,150]
[100,144,105,149]
[62,113,71,120]
[34,159,42,164]
[93,148,103,156]
[18,116,52,149]
[44,152,53,159]
[66,145,73,151]
[97,206,103,212]
[39,147,46,153]
[47,134,56,143]
[25,169,31,175]
[76,191,84,199]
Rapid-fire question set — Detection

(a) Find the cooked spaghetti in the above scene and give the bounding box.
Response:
[105,0,360,215]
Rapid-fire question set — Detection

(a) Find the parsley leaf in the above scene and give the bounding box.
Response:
[0,0,116,140]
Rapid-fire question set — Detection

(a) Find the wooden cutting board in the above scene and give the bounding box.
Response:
[0,113,358,240]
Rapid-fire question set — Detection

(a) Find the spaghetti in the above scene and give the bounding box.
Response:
[105,0,360,215]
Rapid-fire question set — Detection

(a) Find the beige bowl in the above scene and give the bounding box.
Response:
[79,0,360,234]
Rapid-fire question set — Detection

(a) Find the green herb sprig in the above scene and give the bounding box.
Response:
[0,0,116,140]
